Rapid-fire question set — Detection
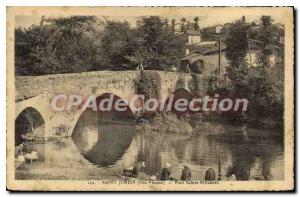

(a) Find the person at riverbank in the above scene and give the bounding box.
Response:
[161,162,172,181]
[205,168,216,181]
[123,161,146,178]
[132,161,146,178]
[227,173,237,181]
[15,144,23,158]
[180,165,192,181]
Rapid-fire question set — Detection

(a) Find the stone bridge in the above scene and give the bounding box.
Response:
[15,70,203,139]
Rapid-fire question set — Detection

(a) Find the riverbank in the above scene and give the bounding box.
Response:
[137,113,192,134]
[193,111,283,130]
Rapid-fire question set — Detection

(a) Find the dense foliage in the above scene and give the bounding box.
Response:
[255,16,284,67]
[15,16,185,75]
[132,17,185,70]
[224,16,284,125]
[224,20,250,96]
[135,71,161,99]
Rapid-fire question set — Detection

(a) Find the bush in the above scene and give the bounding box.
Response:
[135,71,161,99]
[141,112,192,134]
[188,73,207,96]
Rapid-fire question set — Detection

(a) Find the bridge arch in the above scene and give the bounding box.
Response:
[71,92,135,136]
[163,88,193,117]
[15,107,45,146]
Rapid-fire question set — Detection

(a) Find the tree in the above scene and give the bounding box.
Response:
[180,18,187,32]
[15,16,100,75]
[99,20,136,70]
[171,19,176,32]
[255,16,280,68]
[248,16,284,122]
[15,26,44,75]
[163,18,169,30]
[15,16,185,75]
[131,16,185,70]
[193,16,200,31]
[224,20,250,94]
[186,21,190,30]
[224,17,284,124]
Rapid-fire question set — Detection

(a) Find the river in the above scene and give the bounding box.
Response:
[16,111,284,181]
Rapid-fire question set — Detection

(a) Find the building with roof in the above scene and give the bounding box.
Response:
[202,25,223,34]
[185,30,202,45]
[180,38,283,76]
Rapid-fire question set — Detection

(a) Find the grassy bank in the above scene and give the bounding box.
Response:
[138,113,192,134]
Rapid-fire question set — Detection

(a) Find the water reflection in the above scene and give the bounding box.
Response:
[73,110,136,166]
[71,110,283,180]
[16,110,284,180]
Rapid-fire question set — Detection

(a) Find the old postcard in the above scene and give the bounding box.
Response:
[7,7,294,191]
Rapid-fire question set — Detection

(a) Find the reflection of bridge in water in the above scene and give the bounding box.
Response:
[71,116,284,180]
[14,70,204,140]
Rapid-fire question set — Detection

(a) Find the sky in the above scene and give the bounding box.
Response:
[15,12,285,29]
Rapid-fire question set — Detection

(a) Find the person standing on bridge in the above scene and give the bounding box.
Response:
[136,63,144,71]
